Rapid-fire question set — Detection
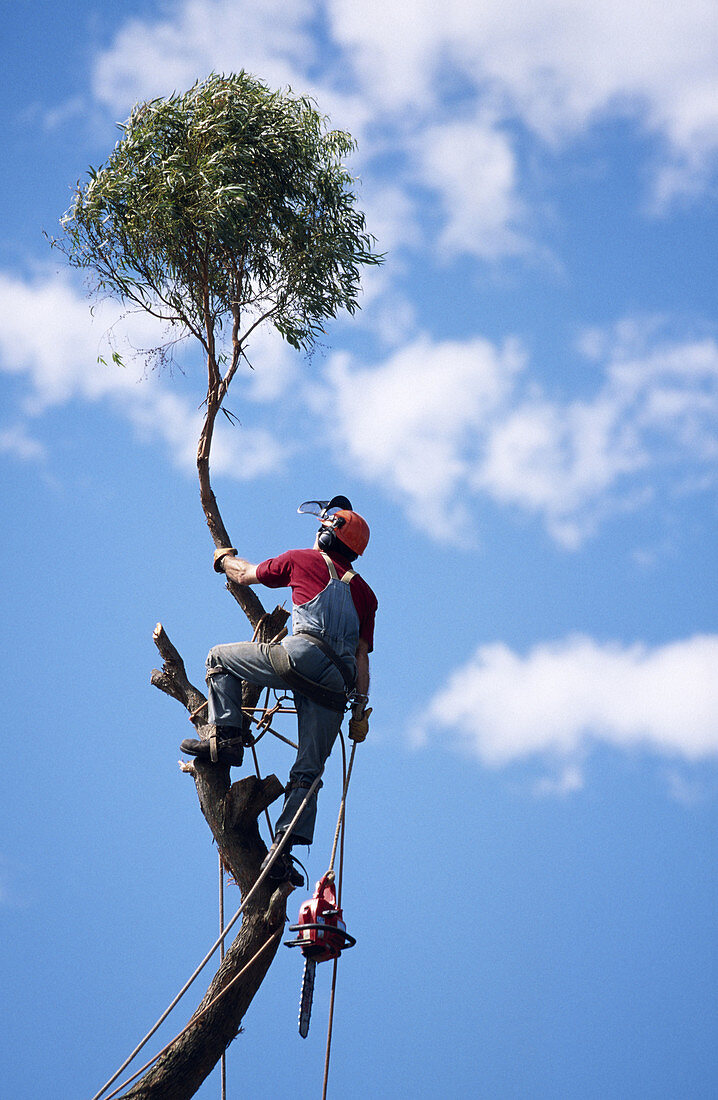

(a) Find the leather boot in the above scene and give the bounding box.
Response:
[260,833,304,887]
[180,725,245,766]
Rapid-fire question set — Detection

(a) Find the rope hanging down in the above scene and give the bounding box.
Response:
[102,929,283,1100]
[91,775,321,1100]
[322,735,356,1100]
[219,856,227,1100]
[92,688,361,1100]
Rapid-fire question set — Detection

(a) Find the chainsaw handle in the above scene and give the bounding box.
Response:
[285,923,357,951]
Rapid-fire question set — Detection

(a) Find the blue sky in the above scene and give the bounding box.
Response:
[1,2,717,1098]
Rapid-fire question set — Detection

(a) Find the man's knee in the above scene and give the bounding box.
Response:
[206,646,226,677]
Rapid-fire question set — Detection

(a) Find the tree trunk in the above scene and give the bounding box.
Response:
[114,354,293,1097]
[120,767,288,1100]
[115,622,292,1099]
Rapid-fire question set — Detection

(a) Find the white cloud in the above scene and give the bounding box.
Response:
[0,271,286,481]
[71,0,718,279]
[320,323,718,546]
[328,0,718,234]
[0,424,46,463]
[663,768,714,805]
[533,765,585,797]
[421,634,718,770]
[416,115,529,260]
[328,0,718,189]
[319,333,525,537]
[5,271,713,546]
[475,398,642,542]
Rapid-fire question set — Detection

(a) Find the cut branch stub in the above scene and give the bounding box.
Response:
[149,622,287,889]
[151,611,289,733]
[150,623,207,718]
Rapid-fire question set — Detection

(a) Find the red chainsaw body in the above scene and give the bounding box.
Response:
[292,872,349,963]
[284,869,357,1037]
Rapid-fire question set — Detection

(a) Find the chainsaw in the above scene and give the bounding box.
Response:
[285,870,356,1037]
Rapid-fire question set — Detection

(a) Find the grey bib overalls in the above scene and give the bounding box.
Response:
[205,553,360,845]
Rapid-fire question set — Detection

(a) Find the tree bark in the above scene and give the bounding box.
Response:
[195,369,272,631]
[120,767,288,1100]
[116,332,293,1097]
[117,623,293,1099]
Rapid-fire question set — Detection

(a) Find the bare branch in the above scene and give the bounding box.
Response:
[150,623,207,719]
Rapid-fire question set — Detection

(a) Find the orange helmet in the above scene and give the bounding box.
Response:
[319,509,370,556]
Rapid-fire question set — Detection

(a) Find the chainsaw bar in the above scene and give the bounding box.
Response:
[298,956,316,1038]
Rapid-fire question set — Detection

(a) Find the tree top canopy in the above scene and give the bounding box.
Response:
[58,71,382,354]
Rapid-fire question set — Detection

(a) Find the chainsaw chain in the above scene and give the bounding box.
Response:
[298,957,316,1038]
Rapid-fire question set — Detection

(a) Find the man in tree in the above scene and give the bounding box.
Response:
[181,497,377,884]
[59,74,384,1095]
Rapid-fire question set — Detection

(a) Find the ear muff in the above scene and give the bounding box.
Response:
[316,516,359,560]
[316,525,336,552]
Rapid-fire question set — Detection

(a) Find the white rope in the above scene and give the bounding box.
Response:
[219,855,227,1100]
[91,776,322,1100]
[322,735,357,1100]
[102,928,283,1100]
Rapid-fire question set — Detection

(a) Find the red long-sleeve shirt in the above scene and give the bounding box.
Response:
[256,548,378,651]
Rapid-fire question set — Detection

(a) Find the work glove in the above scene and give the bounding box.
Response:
[348,707,372,743]
[213,547,237,573]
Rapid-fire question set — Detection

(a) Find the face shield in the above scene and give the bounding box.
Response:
[297,495,353,520]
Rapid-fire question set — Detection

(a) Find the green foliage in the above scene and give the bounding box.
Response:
[58,72,382,355]
[97,351,126,368]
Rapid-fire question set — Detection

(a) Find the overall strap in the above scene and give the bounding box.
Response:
[268,643,348,713]
[296,632,356,690]
[320,551,356,585]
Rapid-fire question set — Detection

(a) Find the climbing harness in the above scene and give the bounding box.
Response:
[268,643,348,713]
[294,629,356,692]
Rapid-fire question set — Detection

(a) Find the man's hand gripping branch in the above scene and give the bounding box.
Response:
[214,545,372,741]
[213,547,258,585]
